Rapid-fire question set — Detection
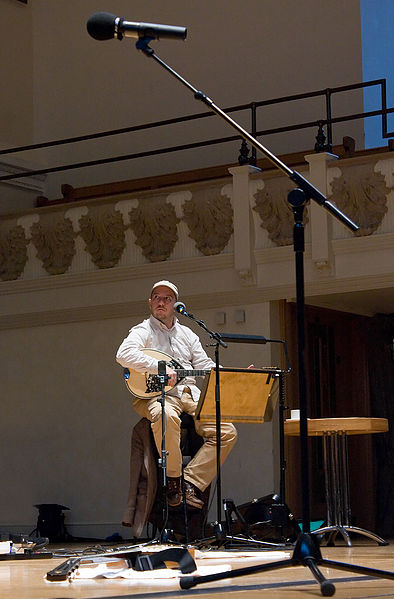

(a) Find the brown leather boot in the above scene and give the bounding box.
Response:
[184,480,204,510]
[167,476,182,507]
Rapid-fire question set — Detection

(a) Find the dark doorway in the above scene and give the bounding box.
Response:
[284,303,392,534]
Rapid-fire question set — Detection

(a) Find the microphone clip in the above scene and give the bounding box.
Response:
[136,37,155,53]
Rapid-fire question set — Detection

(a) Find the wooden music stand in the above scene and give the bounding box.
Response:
[195,367,278,423]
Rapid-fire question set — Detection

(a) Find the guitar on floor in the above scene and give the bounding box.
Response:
[122,348,212,399]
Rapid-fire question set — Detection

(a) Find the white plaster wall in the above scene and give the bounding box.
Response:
[0,299,278,538]
[0,318,131,537]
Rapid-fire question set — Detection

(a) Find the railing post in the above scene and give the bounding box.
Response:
[251,102,257,166]
[381,79,388,138]
[325,89,333,152]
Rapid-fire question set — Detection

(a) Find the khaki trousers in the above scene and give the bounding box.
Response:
[133,389,237,492]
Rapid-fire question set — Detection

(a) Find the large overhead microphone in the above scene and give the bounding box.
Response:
[87,12,187,42]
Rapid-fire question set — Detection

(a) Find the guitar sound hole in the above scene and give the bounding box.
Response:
[145,375,161,394]
[143,359,184,394]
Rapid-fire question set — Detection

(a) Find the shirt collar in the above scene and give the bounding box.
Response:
[149,314,178,332]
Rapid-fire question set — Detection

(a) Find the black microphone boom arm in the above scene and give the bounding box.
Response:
[133,38,358,233]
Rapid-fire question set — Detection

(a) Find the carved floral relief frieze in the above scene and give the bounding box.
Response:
[253,179,308,246]
[182,186,233,255]
[328,162,391,236]
[0,224,28,280]
[30,214,76,275]
[79,206,126,268]
[129,196,179,262]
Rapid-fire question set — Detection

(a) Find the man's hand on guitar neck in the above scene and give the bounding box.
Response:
[166,365,177,386]
[165,362,253,388]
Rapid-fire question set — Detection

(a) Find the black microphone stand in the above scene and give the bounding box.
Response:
[177,313,291,549]
[132,37,394,594]
[156,359,173,543]
[176,307,228,543]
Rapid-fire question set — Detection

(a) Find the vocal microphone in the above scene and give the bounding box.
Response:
[157,359,169,387]
[158,360,167,377]
[87,12,187,42]
[174,301,188,316]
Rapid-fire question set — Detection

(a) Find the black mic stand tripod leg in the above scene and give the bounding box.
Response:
[180,529,394,594]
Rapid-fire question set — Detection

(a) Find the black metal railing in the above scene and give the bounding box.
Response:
[0,79,392,184]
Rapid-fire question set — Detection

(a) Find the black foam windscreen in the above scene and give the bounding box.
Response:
[87,12,117,41]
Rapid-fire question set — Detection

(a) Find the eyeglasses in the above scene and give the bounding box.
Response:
[151,294,175,304]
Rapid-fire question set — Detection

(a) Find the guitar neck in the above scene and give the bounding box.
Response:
[176,369,211,378]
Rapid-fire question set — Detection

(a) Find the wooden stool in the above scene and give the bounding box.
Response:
[284,417,389,546]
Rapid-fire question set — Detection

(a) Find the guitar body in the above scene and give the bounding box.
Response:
[123,348,211,399]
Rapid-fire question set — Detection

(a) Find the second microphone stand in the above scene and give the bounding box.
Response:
[176,307,228,543]
[177,308,289,548]
[156,359,173,543]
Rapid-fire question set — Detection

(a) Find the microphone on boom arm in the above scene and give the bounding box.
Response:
[87,12,187,42]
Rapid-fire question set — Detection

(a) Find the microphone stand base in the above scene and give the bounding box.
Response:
[180,532,394,594]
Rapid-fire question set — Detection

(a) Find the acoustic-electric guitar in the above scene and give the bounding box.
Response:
[122,348,212,399]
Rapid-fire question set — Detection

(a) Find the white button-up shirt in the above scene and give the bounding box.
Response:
[116,315,215,401]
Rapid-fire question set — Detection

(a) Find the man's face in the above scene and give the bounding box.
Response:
[149,285,176,327]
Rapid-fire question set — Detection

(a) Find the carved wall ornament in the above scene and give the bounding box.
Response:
[182,187,233,255]
[31,215,76,275]
[329,163,390,236]
[129,196,179,262]
[79,206,126,268]
[0,224,28,280]
[253,179,308,246]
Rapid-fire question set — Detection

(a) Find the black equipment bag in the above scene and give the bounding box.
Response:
[224,494,300,543]
[34,503,70,542]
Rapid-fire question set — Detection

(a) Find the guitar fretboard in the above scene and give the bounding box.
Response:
[176,369,211,378]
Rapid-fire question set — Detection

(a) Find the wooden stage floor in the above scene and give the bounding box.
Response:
[1,539,393,599]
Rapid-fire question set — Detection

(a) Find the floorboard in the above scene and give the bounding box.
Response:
[0,539,393,599]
